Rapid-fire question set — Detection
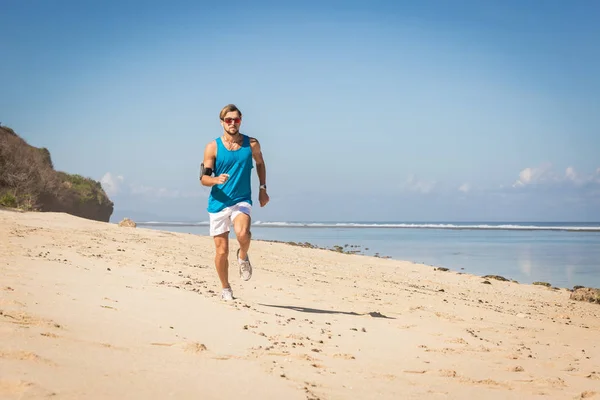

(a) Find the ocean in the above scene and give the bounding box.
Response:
[138,221,600,289]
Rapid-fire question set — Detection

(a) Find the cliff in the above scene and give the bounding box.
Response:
[0,125,114,222]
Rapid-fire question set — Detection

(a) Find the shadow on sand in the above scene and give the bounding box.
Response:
[258,303,395,319]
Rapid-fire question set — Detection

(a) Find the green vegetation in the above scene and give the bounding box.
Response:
[0,125,113,221]
[56,172,110,205]
[0,192,17,208]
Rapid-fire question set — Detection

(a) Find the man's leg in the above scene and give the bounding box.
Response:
[233,212,252,261]
[209,208,234,299]
[213,232,230,289]
[232,203,253,281]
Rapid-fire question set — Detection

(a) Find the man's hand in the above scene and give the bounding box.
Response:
[214,173,229,185]
[259,189,269,207]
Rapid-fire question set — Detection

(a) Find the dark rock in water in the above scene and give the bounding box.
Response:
[483,275,508,281]
[570,288,600,304]
[533,282,551,287]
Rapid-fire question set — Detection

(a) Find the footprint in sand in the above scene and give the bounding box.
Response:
[0,350,56,366]
[457,377,511,389]
[303,384,321,400]
[399,324,416,329]
[0,380,52,398]
[1,311,61,329]
[439,369,457,377]
[587,372,600,380]
[533,376,567,388]
[184,342,208,353]
[150,342,208,355]
[446,337,469,345]
[333,353,355,360]
[403,370,428,374]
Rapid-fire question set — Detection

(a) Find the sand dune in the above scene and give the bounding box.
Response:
[1,209,599,399]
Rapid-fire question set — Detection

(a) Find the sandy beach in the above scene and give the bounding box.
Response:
[1,209,599,399]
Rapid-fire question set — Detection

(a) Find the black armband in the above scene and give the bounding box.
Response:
[200,163,213,177]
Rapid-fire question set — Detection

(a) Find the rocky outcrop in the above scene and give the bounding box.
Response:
[0,125,114,222]
[118,218,136,227]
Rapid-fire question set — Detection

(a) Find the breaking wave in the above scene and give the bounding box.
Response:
[137,221,600,232]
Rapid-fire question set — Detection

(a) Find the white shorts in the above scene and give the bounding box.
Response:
[209,201,252,236]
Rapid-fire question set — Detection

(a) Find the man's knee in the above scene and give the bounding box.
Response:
[235,227,251,242]
[214,235,229,255]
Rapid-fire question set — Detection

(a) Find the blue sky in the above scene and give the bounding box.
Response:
[2,0,599,222]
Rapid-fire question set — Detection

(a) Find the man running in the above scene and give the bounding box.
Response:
[199,104,270,300]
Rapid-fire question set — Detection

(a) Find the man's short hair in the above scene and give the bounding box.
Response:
[219,104,242,120]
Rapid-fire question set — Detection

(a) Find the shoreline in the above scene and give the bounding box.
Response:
[140,224,598,292]
[2,210,599,399]
[136,219,600,290]
[256,238,597,291]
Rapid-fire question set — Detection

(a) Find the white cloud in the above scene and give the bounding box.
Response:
[512,163,554,187]
[458,183,470,193]
[100,172,124,196]
[591,167,600,184]
[403,174,436,194]
[565,166,577,182]
[512,163,600,190]
[562,166,596,187]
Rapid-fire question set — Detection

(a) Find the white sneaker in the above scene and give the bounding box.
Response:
[237,249,252,281]
[221,287,234,301]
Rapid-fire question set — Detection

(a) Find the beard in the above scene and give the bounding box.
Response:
[225,126,239,136]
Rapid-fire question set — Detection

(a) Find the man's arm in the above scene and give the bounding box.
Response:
[200,141,218,187]
[250,137,266,187]
[250,137,269,207]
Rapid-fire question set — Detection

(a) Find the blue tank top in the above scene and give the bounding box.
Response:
[207,135,254,213]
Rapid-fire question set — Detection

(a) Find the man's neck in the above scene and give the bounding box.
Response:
[223,132,241,142]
